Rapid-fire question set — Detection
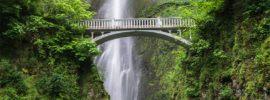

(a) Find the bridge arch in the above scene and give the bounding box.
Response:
[92,30,192,48]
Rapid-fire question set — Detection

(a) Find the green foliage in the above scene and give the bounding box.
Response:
[183,0,270,99]
[140,1,190,18]
[219,88,235,100]
[0,0,41,39]
[190,39,210,54]
[43,0,94,22]
[0,87,21,100]
[35,67,80,99]
[0,0,107,99]
[137,36,185,100]
[140,0,270,99]
[75,39,101,61]
[0,60,28,98]
[3,20,25,39]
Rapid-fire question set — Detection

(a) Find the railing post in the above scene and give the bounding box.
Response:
[112,19,115,29]
[145,19,147,28]
[180,19,182,27]
[149,19,151,28]
[94,20,97,28]
[150,19,152,28]
[144,19,146,28]
[152,19,154,27]
[81,32,84,38]
[89,20,91,29]
[188,19,190,27]
[100,20,103,29]
[128,19,130,28]
[91,32,94,40]
[172,18,175,26]
[132,19,134,28]
[133,20,135,28]
[139,19,141,28]
[174,18,177,26]
[99,20,102,29]
[102,20,104,29]
[101,32,104,36]
[93,20,95,29]
[157,17,162,27]
[130,19,132,28]
[98,20,101,29]
[140,19,142,28]
[125,19,128,28]
[119,19,121,29]
[169,18,171,27]
[86,21,88,28]
[136,20,139,28]
[105,20,107,29]
[189,29,192,39]
[179,29,182,36]
[185,19,187,27]
[177,19,179,26]
[142,19,144,28]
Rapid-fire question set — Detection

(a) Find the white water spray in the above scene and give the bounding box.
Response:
[95,0,141,100]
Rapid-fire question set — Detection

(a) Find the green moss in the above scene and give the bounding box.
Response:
[0,0,107,99]
[139,0,270,99]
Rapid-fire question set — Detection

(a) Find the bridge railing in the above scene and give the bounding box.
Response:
[80,18,195,30]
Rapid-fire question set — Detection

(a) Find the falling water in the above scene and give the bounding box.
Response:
[95,0,141,100]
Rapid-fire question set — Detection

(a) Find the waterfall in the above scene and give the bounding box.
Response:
[95,0,142,100]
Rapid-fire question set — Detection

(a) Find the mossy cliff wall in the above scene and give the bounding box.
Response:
[137,0,270,99]
[0,0,108,99]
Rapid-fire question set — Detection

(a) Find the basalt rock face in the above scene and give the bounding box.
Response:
[87,0,104,17]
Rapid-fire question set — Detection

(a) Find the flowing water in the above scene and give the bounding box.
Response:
[95,0,142,100]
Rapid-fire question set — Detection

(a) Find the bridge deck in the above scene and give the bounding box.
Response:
[80,18,195,31]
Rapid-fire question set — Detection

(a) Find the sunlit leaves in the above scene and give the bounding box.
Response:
[190,39,210,54]
[176,0,224,20]
[74,39,100,61]
[213,49,227,59]
[43,0,94,22]
[2,20,25,39]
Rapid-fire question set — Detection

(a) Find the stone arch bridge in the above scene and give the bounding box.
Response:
[80,17,195,48]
